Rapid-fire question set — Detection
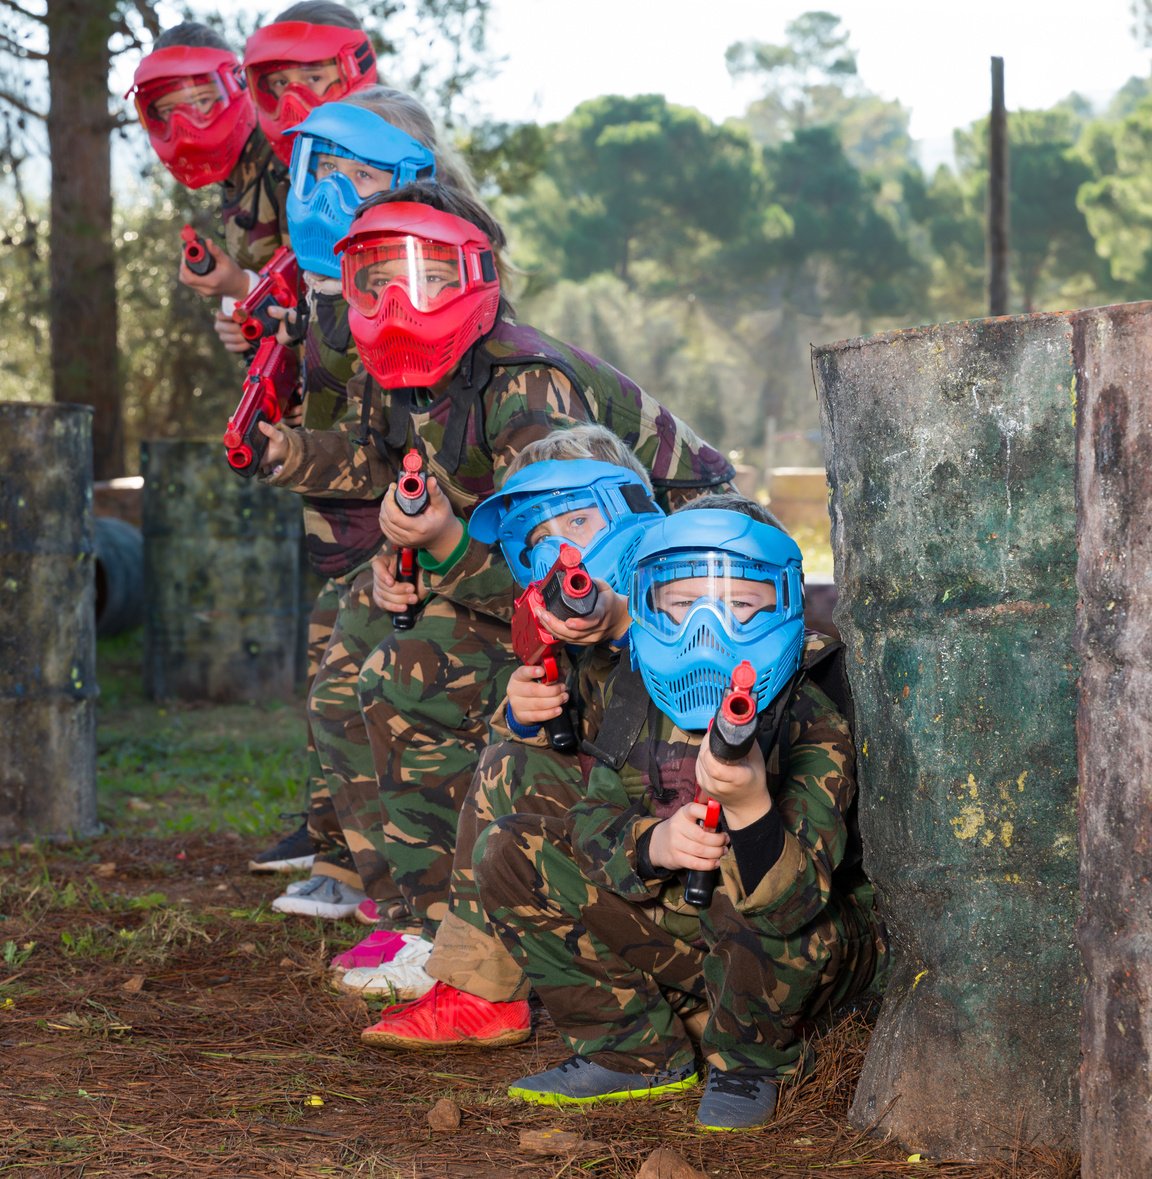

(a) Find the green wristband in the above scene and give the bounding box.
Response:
[417,519,469,575]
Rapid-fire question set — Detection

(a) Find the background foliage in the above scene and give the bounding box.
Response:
[1,5,1151,476]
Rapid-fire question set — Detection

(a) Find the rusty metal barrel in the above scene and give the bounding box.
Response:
[813,312,1081,1159]
[141,439,303,702]
[0,402,99,843]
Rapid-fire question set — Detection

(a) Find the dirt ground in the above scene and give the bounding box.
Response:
[0,832,1080,1179]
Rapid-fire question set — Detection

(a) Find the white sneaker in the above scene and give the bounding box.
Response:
[271,875,367,919]
[335,937,435,999]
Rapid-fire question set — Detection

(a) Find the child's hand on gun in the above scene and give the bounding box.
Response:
[255,420,290,468]
[378,476,460,562]
[506,663,568,727]
[370,549,423,611]
[214,309,251,354]
[537,582,630,647]
[695,738,771,831]
[179,237,250,301]
[647,801,729,873]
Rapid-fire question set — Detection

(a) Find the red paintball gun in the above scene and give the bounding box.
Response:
[391,449,429,631]
[683,659,759,908]
[222,336,300,477]
[510,543,599,753]
[231,245,300,344]
[180,225,216,276]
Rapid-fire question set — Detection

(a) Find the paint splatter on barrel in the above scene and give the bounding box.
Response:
[0,402,98,842]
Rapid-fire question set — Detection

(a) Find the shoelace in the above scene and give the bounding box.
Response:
[708,1070,770,1098]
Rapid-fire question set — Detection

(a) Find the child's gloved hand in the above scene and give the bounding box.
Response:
[267,301,298,347]
[537,582,630,648]
[378,476,461,564]
[647,801,729,873]
[370,548,423,611]
[695,739,771,831]
[179,237,250,301]
[505,663,567,727]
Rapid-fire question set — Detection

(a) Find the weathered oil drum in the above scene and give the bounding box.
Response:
[94,515,145,638]
[1074,301,1152,1179]
[141,439,303,702]
[0,402,99,843]
[813,312,1080,1159]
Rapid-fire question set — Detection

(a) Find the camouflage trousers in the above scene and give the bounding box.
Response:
[304,565,405,915]
[356,594,517,932]
[302,578,347,856]
[426,739,585,1002]
[475,814,888,1078]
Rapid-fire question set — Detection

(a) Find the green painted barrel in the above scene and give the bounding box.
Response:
[0,402,98,842]
[813,312,1080,1159]
[141,439,303,702]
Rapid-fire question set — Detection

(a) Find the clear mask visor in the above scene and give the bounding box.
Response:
[136,73,228,135]
[344,236,467,315]
[631,554,786,641]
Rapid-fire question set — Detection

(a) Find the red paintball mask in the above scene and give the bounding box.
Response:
[127,46,255,188]
[337,202,501,389]
[242,22,377,165]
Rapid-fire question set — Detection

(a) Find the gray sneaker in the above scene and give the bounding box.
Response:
[508,1055,698,1106]
[271,875,367,919]
[695,1067,778,1131]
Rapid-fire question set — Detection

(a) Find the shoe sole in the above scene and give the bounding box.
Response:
[271,899,360,919]
[353,908,380,927]
[249,854,317,874]
[507,1074,699,1107]
[360,1025,531,1049]
[332,974,434,1001]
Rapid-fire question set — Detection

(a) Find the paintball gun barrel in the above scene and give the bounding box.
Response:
[509,543,599,753]
[683,660,761,908]
[180,225,216,276]
[392,449,428,631]
[222,336,300,477]
[231,246,300,344]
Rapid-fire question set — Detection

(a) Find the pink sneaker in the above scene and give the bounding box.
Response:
[355,898,381,926]
[329,929,411,973]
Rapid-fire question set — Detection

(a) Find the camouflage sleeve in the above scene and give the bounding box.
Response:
[427,365,598,616]
[566,761,666,901]
[261,370,397,498]
[717,681,857,932]
[220,133,288,272]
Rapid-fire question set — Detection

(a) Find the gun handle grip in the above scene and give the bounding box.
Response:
[544,711,578,754]
[391,604,418,630]
[683,867,719,908]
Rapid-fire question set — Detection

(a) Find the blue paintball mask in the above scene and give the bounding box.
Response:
[467,459,663,592]
[286,103,436,277]
[628,509,806,730]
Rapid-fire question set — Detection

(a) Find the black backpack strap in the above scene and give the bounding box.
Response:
[580,660,650,771]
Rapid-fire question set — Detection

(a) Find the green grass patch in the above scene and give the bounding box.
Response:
[96,630,308,836]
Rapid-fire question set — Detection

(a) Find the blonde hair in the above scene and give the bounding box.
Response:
[342,87,478,199]
[506,424,651,489]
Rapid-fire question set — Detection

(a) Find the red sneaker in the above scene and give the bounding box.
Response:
[360,981,531,1050]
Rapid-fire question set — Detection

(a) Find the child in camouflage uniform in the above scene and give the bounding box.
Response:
[352,425,662,1039]
[256,183,734,1014]
[126,21,290,348]
[473,496,888,1131]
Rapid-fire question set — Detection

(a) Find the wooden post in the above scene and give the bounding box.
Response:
[813,311,1081,1158]
[0,402,99,843]
[1075,301,1152,1178]
[988,56,1010,316]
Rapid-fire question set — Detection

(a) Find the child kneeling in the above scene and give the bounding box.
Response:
[473,496,888,1131]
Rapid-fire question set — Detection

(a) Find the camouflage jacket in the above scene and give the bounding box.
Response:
[220,127,289,273]
[569,633,859,936]
[297,281,380,578]
[263,315,734,618]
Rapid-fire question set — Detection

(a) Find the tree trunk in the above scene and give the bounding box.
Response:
[46,0,123,479]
